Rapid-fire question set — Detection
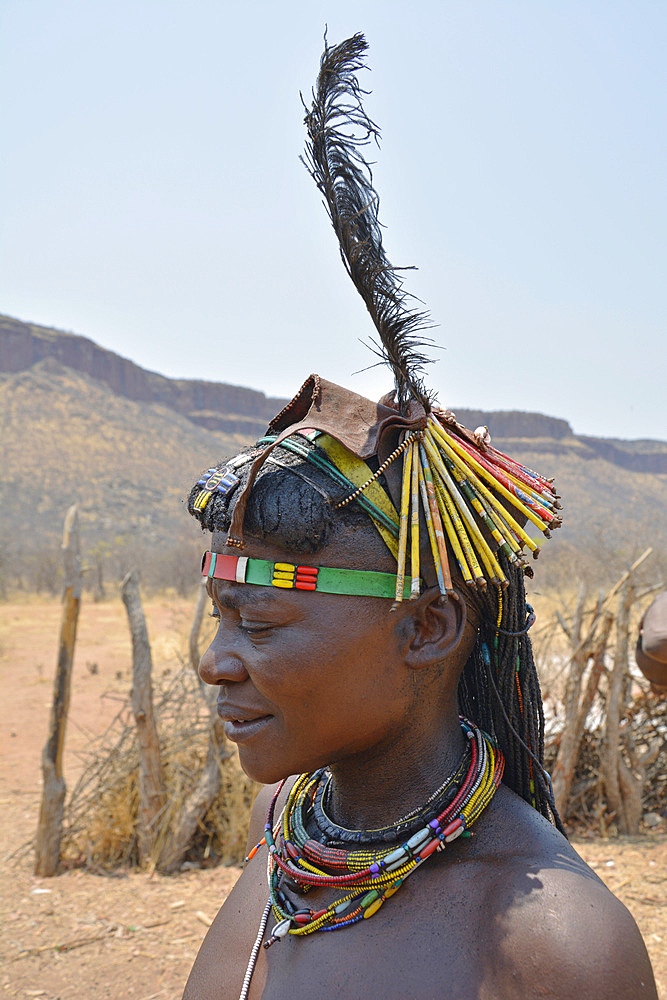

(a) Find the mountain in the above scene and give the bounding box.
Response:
[1,314,665,593]
[0,314,288,439]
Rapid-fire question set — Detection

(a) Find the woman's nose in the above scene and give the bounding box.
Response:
[198,629,249,686]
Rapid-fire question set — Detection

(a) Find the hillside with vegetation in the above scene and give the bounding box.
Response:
[1,314,665,594]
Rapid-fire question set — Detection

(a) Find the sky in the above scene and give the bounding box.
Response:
[1,0,665,440]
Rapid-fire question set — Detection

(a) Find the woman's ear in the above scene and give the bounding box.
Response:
[403,587,468,669]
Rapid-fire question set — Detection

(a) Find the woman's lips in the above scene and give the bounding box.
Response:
[222,715,273,742]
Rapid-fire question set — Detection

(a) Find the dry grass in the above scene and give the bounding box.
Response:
[60,668,257,871]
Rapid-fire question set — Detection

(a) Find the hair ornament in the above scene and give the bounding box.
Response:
[192,465,240,512]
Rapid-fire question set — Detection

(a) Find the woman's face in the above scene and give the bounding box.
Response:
[199,528,419,784]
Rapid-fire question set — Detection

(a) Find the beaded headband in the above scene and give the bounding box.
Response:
[202,551,417,600]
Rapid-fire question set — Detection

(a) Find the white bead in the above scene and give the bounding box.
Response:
[406,828,430,851]
[273,919,291,938]
[386,857,408,873]
[384,847,407,867]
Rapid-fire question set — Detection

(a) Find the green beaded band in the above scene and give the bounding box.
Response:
[202,551,418,599]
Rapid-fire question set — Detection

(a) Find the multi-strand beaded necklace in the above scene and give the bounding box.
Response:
[238,719,504,997]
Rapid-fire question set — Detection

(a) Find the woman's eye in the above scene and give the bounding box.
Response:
[239,622,273,637]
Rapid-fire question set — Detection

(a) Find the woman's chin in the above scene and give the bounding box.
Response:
[236,749,297,786]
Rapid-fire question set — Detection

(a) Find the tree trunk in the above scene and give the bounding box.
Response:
[573,612,614,743]
[34,505,82,876]
[617,755,643,834]
[121,570,167,866]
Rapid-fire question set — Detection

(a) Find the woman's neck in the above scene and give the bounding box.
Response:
[325,704,466,831]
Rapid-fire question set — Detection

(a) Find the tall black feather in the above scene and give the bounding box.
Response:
[302,33,434,413]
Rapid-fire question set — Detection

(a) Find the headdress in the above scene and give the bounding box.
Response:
[192,33,562,606]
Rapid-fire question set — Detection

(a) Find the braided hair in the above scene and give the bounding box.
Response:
[189,438,564,833]
[459,555,565,833]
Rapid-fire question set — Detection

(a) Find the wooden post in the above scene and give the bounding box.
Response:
[121,569,166,866]
[190,576,218,715]
[34,505,82,876]
[155,579,230,871]
[603,580,635,833]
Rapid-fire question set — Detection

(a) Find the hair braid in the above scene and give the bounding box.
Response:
[458,553,566,834]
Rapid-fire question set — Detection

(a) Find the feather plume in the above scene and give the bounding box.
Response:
[302,32,434,413]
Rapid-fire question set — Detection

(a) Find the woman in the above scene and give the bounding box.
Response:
[183,35,657,1000]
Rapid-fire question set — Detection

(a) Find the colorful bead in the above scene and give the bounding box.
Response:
[406,828,430,851]
[383,847,407,868]
[270,562,320,590]
[295,565,319,590]
[255,720,504,941]
[193,465,240,512]
[363,897,385,918]
[417,838,440,861]
[442,818,463,838]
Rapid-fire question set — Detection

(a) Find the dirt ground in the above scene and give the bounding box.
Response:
[1,595,665,999]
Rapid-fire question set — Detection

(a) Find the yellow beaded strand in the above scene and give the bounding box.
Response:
[392,435,413,608]
[409,439,421,599]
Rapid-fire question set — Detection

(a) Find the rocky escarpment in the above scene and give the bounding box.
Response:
[0,314,287,430]
[2,313,666,473]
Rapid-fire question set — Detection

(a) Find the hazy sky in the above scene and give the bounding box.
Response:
[2,1,665,439]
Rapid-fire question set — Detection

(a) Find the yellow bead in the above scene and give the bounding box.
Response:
[384,879,402,898]
[363,897,385,918]
[274,562,296,572]
[271,579,294,589]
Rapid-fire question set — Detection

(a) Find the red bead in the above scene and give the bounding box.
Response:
[297,566,318,576]
[295,581,317,590]
[418,838,440,860]
[442,818,463,838]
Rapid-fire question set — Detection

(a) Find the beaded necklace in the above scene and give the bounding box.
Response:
[312,746,470,846]
[238,718,504,997]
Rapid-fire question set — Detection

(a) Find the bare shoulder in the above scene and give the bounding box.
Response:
[183,778,298,1000]
[477,790,658,1000]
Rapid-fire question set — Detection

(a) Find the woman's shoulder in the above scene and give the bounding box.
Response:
[461,788,658,999]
